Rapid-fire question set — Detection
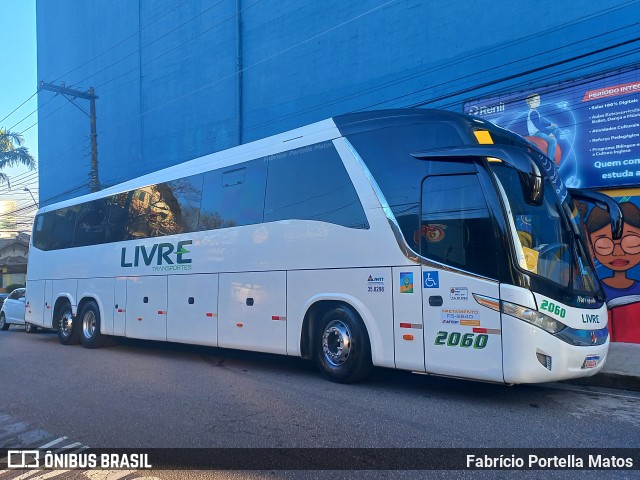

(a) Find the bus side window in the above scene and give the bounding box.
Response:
[420,174,499,279]
[105,193,130,243]
[199,159,267,231]
[33,213,54,250]
[74,199,108,247]
[161,174,204,234]
[50,206,80,250]
[126,188,154,239]
[264,141,368,229]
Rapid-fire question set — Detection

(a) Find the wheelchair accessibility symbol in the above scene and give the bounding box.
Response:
[423,271,439,288]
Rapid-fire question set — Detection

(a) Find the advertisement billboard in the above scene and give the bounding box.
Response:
[463,67,640,190]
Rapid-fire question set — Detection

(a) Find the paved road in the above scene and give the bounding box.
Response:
[0,327,639,479]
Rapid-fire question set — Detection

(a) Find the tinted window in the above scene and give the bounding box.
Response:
[420,174,499,278]
[34,206,80,250]
[161,174,204,234]
[125,187,155,239]
[122,174,204,239]
[264,142,368,228]
[347,124,466,244]
[199,159,267,230]
[105,193,130,243]
[33,213,50,250]
[32,141,369,251]
[74,200,109,247]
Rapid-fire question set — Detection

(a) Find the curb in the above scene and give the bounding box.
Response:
[563,372,640,392]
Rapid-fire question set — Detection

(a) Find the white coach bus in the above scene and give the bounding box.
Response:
[25,109,622,384]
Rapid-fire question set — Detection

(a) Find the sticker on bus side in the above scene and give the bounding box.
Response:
[399,272,414,293]
[540,299,566,319]
[434,331,488,349]
[450,287,468,300]
[440,309,480,325]
[367,275,385,293]
[423,271,439,288]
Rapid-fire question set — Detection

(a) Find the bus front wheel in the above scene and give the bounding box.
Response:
[79,301,107,349]
[315,306,372,383]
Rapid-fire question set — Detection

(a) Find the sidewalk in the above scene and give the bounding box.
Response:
[564,342,640,391]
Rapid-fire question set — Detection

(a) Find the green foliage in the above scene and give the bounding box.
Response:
[0,129,36,185]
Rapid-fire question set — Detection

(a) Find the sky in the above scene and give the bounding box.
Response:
[0,0,38,234]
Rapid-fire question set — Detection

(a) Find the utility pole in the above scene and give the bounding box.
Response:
[38,81,100,192]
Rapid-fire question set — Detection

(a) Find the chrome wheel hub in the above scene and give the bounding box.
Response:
[322,320,352,367]
[82,310,96,339]
[60,310,74,337]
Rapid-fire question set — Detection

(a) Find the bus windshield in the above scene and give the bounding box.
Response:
[490,161,600,297]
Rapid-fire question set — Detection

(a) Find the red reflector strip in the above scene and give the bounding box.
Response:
[272,316,286,321]
[399,323,423,329]
[137,317,142,321]
[117,309,124,313]
[206,313,216,317]
[473,327,501,335]
[158,310,166,315]
[236,323,243,328]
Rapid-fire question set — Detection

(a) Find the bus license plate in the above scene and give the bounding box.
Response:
[583,355,600,369]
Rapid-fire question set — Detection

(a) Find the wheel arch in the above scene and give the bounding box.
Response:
[77,295,103,321]
[52,295,74,330]
[299,295,378,364]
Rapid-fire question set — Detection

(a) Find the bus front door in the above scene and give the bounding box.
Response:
[420,173,504,382]
[421,267,503,382]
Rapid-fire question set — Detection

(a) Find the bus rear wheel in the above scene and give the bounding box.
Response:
[57,304,80,345]
[79,301,107,349]
[315,306,372,383]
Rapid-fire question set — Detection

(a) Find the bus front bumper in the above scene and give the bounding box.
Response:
[501,314,609,384]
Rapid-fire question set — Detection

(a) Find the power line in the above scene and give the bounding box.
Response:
[0,92,38,126]
[8,94,57,132]
[0,1,192,126]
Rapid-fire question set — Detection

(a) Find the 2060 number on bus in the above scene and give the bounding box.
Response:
[434,331,488,349]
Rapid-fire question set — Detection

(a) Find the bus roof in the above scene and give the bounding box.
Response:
[333,108,489,136]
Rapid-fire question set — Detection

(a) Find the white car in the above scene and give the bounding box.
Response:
[0,288,37,333]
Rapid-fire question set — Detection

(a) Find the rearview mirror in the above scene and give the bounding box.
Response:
[569,188,624,240]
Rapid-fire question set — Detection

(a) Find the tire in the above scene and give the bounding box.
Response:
[0,313,8,331]
[314,305,372,383]
[57,303,80,345]
[79,300,107,349]
[25,323,38,334]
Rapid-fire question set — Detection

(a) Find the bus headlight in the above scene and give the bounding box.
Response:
[501,300,565,334]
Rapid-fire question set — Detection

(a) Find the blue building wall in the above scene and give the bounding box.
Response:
[36,0,640,205]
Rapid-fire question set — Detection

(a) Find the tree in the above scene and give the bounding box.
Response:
[0,129,36,185]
